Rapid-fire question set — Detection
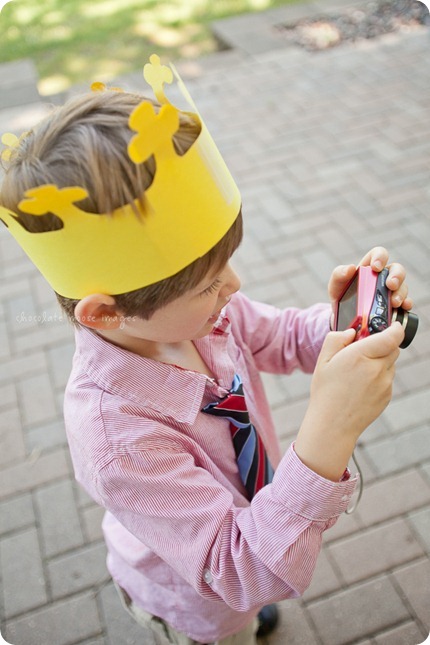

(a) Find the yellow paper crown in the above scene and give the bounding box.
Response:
[0,54,241,298]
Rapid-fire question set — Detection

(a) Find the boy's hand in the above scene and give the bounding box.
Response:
[328,247,413,328]
[310,322,404,437]
[295,322,405,481]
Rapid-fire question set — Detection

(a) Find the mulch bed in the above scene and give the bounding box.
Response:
[276,0,429,51]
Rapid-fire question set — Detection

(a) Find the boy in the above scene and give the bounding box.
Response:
[0,56,410,644]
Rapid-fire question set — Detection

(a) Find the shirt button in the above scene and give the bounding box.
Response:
[203,569,213,584]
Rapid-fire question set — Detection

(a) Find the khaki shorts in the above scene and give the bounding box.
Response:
[115,583,259,645]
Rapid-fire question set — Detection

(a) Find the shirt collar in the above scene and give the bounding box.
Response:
[73,312,231,425]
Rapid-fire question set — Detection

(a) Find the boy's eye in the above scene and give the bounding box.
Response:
[201,277,222,296]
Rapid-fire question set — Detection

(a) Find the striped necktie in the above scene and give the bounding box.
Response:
[202,374,274,499]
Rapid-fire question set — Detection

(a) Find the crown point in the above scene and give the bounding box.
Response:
[1,132,18,146]
[91,81,124,93]
[91,81,107,92]
[19,185,88,216]
[144,53,173,104]
[1,132,20,162]
[128,102,179,165]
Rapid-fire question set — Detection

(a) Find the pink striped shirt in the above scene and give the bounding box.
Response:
[64,292,357,642]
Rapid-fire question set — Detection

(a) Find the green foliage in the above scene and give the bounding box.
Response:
[0,0,297,95]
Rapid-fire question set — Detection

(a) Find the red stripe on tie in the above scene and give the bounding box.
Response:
[216,393,247,413]
[229,424,239,440]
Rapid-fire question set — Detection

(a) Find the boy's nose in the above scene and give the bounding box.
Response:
[222,265,241,297]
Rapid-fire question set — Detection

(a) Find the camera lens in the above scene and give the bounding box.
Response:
[392,308,419,349]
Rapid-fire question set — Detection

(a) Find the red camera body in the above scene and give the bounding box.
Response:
[334,266,418,348]
[335,266,391,340]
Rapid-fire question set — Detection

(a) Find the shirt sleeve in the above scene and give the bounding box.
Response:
[96,439,357,612]
[228,292,331,375]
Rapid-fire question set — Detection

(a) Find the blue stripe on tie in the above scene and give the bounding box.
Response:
[266,458,275,483]
[231,373,242,392]
[236,428,256,482]
[219,415,250,429]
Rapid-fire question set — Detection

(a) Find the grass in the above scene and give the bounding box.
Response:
[0,0,299,96]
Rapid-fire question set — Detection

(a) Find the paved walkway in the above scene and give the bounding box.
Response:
[1,2,429,644]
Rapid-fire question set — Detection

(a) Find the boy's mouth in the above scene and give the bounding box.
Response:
[208,298,231,323]
[208,310,222,324]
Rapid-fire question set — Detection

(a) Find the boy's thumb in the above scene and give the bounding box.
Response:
[360,321,405,359]
[318,328,356,364]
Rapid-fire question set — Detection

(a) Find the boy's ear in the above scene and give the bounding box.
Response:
[74,294,124,330]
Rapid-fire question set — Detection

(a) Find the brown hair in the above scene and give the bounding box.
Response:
[0,90,242,321]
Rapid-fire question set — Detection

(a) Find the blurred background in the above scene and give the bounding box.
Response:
[0,0,300,96]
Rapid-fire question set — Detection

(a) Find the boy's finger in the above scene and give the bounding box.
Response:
[391,283,409,308]
[328,264,356,301]
[318,329,356,364]
[385,262,406,291]
[359,322,405,359]
[358,246,389,272]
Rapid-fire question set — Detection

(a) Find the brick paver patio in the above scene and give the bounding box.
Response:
[1,2,429,644]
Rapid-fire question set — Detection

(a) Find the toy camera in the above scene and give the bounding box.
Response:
[334,266,418,349]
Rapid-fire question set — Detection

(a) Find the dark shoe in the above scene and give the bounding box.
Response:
[256,604,279,638]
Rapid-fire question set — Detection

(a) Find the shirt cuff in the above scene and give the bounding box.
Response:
[272,443,358,521]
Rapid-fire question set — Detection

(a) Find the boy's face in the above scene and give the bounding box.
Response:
[121,262,241,343]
